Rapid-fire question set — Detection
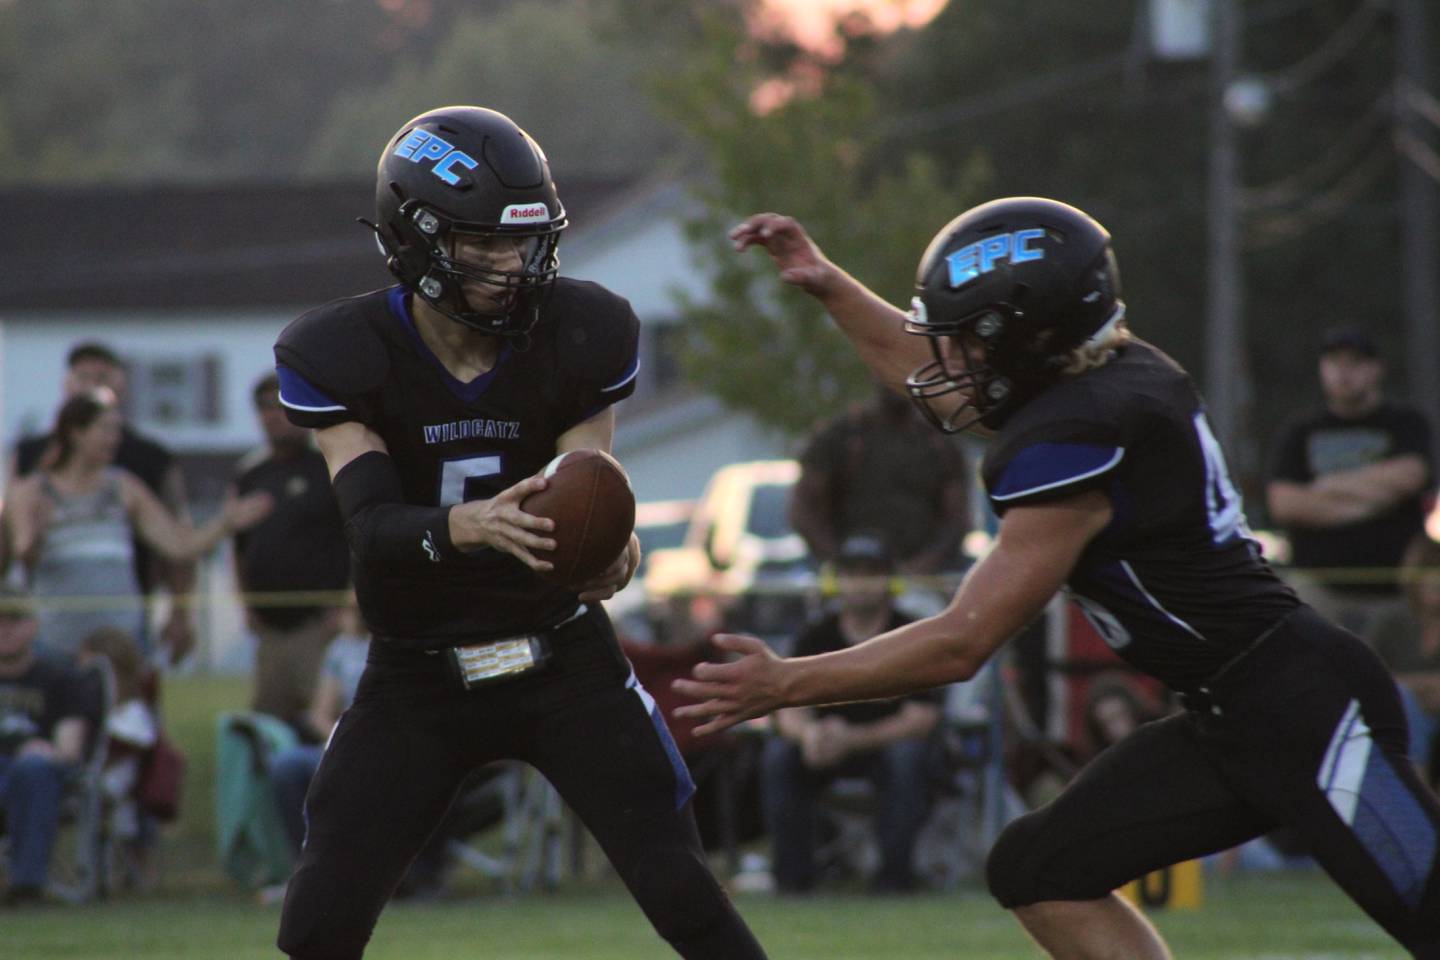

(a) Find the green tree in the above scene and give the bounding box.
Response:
[649,12,988,437]
[302,0,677,180]
[0,0,672,183]
[0,0,441,182]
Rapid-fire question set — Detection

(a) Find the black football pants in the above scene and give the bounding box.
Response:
[986,606,1440,957]
[277,607,766,960]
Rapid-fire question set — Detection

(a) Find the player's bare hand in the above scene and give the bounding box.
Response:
[671,633,791,736]
[729,213,839,296]
[574,533,639,603]
[449,474,557,573]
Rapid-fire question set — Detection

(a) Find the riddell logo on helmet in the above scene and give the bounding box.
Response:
[946,228,1046,287]
[501,203,550,223]
[393,129,479,186]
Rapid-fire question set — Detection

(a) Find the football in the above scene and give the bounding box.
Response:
[522,449,636,585]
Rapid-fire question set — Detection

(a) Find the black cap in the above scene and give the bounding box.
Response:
[835,534,892,570]
[1319,327,1377,359]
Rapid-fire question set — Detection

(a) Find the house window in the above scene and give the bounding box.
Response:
[126,354,223,426]
[649,323,685,393]
[631,322,686,403]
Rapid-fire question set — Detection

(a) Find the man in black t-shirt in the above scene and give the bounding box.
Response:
[792,385,971,577]
[1266,327,1433,640]
[7,341,198,664]
[762,535,939,893]
[232,373,348,733]
[679,200,1440,957]
[270,106,766,960]
[0,583,92,904]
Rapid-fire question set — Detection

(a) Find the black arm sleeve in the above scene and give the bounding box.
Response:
[333,451,462,572]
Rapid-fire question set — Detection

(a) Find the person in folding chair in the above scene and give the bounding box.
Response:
[0,582,93,905]
[677,199,1440,958]
[761,533,940,894]
[271,105,768,960]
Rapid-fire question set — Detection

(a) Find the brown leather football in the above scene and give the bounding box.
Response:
[522,449,636,585]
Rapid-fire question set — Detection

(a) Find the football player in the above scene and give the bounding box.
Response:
[676,199,1440,957]
[272,106,767,960]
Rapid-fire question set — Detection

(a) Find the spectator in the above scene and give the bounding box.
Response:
[76,625,160,882]
[791,383,971,613]
[232,374,349,731]
[1079,673,1162,762]
[1371,533,1440,787]
[265,608,368,862]
[0,582,92,905]
[1266,327,1434,640]
[264,603,451,901]
[761,534,940,893]
[2,391,272,660]
[7,342,199,664]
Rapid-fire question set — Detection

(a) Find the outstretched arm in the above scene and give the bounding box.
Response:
[125,473,272,563]
[731,213,930,395]
[674,490,1112,735]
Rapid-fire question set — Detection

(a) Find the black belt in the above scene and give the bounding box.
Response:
[1178,610,1294,717]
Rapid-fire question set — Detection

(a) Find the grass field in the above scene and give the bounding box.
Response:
[3,874,1405,959]
[5,674,1405,959]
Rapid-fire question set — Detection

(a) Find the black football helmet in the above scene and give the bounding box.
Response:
[905,197,1125,432]
[367,106,568,340]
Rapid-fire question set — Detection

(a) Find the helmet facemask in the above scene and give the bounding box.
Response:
[904,299,1015,433]
[388,199,563,342]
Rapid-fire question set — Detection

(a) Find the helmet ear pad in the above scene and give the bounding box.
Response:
[378,197,445,290]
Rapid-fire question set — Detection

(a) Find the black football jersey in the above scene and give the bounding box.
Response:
[273,281,640,646]
[982,339,1298,689]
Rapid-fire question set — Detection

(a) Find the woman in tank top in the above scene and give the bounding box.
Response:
[2,390,272,659]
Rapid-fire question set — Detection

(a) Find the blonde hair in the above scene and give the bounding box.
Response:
[1058,311,1131,377]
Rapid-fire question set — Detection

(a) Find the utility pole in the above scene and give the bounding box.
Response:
[1395,0,1440,434]
[1206,0,1247,467]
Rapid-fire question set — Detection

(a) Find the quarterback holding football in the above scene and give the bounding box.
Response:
[273,106,768,960]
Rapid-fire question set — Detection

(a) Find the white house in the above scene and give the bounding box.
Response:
[0,178,789,668]
[0,178,787,504]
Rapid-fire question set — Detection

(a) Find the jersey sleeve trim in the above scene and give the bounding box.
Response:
[991,443,1125,502]
[601,355,641,394]
[277,363,348,413]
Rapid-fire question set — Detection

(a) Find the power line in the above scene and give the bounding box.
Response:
[1240,91,1392,210]
[1401,79,1440,133]
[1245,136,1394,246]
[1255,0,1391,97]
[1396,128,1440,185]
[885,52,1132,137]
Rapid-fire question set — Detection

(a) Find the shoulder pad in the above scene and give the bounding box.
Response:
[548,279,640,379]
[274,292,392,405]
[985,384,1126,509]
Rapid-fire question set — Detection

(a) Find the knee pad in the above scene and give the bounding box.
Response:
[986,809,1124,908]
[985,812,1051,908]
